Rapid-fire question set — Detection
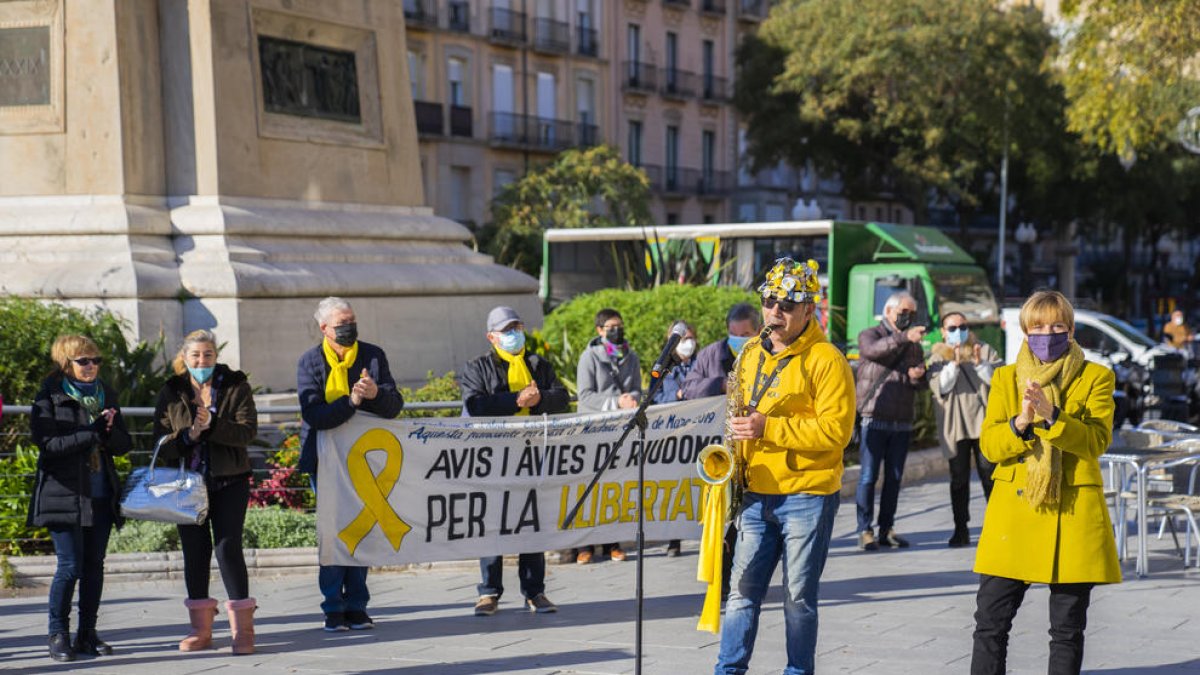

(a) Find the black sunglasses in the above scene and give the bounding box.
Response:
[944,325,969,333]
[761,297,799,313]
[72,357,103,366]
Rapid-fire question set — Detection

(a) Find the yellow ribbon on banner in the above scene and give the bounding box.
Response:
[696,482,729,633]
[337,428,412,556]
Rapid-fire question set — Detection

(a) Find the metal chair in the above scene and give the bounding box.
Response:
[1136,419,1200,433]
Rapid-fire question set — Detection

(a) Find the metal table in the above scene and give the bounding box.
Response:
[1101,441,1200,577]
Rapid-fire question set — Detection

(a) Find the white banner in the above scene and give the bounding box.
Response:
[316,397,725,566]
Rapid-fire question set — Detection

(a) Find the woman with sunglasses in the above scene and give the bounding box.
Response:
[927,312,1003,547]
[29,335,131,662]
[153,329,258,655]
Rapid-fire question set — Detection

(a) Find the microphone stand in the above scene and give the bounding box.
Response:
[562,361,675,675]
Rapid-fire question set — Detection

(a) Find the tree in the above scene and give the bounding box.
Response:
[1060,0,1200,159]
[480,145,652,276]
[736,0,1064,224]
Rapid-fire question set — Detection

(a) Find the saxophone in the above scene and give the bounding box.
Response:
[695,325,772,520]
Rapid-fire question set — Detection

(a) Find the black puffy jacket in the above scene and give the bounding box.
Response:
[460,350,570,417]
[28,375,132,528]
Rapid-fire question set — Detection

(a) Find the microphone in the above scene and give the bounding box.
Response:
[651,322,689,379]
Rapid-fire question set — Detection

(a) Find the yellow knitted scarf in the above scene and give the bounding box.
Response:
[323,339,359,403]
[492,344,533,416]
[1013,339,1085,509]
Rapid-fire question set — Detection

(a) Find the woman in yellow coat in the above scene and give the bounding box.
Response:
[971,290,1120,675]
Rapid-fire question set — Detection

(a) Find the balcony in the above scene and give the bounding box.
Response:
[700,0,727,15]
[490,112,583,152]
[622,61,658,94]
[577,122,601,148]
[448,1,470,32]
[490,7,527,45]
[577,26,599,57]
[414,100,444,136]
[403,0,437,30]
[660,69,698,100]
[700,74,728,103]
[663,0,691,8]
[533,17,570,54]
[737,0,769,21]
[643,165,732,196]
[449,105,473,138]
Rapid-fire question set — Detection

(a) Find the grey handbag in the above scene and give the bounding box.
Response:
[120,435,210,525]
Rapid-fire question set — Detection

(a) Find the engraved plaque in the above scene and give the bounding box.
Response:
[0,26,50,107]
[259,36,361,123]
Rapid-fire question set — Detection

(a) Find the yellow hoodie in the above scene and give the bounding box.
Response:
[735,320,856,495]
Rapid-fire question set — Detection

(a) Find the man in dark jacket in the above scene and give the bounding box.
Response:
[680,303,762,400]
[854,291,928,551]
[297,297,404,632]
[461,306,569,616]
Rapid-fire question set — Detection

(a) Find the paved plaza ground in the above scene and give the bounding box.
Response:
[1,477,1196,674]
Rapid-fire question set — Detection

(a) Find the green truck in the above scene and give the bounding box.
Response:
[541,220,1001,354]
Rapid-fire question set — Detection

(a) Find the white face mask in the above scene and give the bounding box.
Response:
[676,338,697,359]
[1174,317,1185,326]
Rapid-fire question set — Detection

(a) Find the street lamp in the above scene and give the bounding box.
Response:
[1014,222,1037,296]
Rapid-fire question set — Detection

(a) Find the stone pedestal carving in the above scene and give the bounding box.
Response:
[0,0,539,389]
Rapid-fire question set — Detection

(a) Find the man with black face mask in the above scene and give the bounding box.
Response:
[854,291,928,551]
[573,307,642,563]
[297,296,403,632]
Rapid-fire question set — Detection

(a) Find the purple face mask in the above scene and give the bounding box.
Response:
[1027,332,1070,361]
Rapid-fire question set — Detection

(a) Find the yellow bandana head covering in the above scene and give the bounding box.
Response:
[758,257,822,304]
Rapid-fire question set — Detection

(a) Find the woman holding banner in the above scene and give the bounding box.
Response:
[154,330,259,655]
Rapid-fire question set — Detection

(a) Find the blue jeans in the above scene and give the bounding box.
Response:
[311,476,369,614]
[715,491,839,675]
[47,501,114,634]
[855,420,911,533]
[477,553,545,600]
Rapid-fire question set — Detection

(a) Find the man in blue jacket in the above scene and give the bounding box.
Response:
[297,297,404,632]
[460,306,569,616]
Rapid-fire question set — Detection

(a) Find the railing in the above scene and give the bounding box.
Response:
[640,165,732,196]
[533,17,570,54]
[577,26,599,57]
[414,100,444,136]
[449,104,473,138]
[622,61,658,93]
[403,0,438,29]
[490,7,527,44]
[700,0,727,14]
[701,74,728,102]
[663,0,691,7]
[0,403,465,552]
[448,0,471,32]
[490,112,578,152]
[660,68,698,99]
[577,122,601,148]
[738,0,768,20]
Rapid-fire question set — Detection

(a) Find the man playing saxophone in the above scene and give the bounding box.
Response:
[714,258,856,675]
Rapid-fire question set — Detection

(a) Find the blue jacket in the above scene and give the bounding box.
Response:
[680,338,736,400]
[297,341,404,475]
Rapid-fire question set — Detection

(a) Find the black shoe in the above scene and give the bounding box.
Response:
[948,528,971,548]
[48,632,75,662]
[74,629,113,656]
[346,610,374,630]
[323,611,349,632]
[666,540,681,557]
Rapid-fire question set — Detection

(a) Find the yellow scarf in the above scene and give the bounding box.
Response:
[492,344,533,416]
[323,339,360,403]
[1013,339,1085,509]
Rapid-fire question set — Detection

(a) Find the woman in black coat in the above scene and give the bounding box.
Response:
[29,335,131,662]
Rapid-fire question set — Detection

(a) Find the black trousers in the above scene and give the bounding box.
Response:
[949,438,995,529]
[971,574,1093,675]
[178,476,250,600]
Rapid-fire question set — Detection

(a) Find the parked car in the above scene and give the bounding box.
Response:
[1001,307,1193,426]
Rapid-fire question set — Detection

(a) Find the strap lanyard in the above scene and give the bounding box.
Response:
[746,348,795,411]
